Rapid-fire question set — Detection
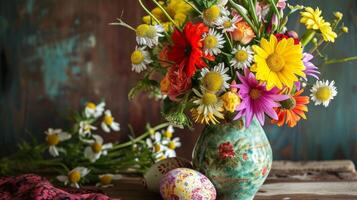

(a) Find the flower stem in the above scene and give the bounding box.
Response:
[109,18,136,31]
[301,29,316,47]
[111,122,171,150]
[183,0,202,15]
[151,0,181,31]
[325,56,357,65]
[229,0,258,34]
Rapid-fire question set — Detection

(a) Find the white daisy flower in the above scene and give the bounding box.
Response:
[136,24,164,48]
[215,15,239,32]
[202,28,225,56]
[101,110,120,133]
[200,63,231,93]
[230,45,254,69]
[163,137,182,158]
[310,80,337,107]
[162,125,174,139]
[85,102,105,119]
[146,132,168,162]
[96,174,123,188]
[192,89,225,122]
[57,167,90,188]
[202,2,229,26]
[84,134,113,163]
[130,47,152,73]
[79,121,97,137]
[45,128,71,157]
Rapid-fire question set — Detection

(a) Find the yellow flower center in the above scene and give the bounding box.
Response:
[86,102,96,109]
[203,5,220,22]
[47,134,60,146]
[136,24,150,37]
[168,141,176,150]
[316,87,331,101]
[222,92,241,112]
[146,26,157,38]
[100,175,113,185]
[267,53,285,72]
[104,115,113,125]
[249,89,262,100]
[202,93,218,105]
[202,72,223,92]
[204,35,218,49]
[68,171,81,183]
[235,50,249,62]
[163,130,173,139]
[223,20,232,29]
[91,143,103,153]
[154,144,161,152]
[131,50,144,65]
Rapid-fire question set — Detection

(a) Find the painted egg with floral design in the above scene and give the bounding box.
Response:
[144,157,192,192]
[160,168,216,200]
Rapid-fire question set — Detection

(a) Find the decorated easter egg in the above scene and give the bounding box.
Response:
[144,157,192,192]
[160,168,216,200]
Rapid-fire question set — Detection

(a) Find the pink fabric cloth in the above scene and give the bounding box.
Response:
[0,174,120,200]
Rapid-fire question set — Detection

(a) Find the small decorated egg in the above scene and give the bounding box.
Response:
[160,168,216,200]
[144,157,192,192]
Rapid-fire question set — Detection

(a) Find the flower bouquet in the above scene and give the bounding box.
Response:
[112,0,355,199]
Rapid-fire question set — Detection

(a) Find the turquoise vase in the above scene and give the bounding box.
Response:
[192,118,272,200]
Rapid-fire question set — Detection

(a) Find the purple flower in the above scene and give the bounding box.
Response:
[303,53,320,80]
[232,70,288,127]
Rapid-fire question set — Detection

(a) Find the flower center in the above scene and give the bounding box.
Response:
[47,134,60,146]
[203,5,220,22]
[267,53,285,72]
[136,24,150,37]
[203,72,223,92]
[249,88,262,100]
[154,144,161,152]
[316,86,331,101]
[104,115,113,125]
[223,20,232,29]
[204,35,218,49]
[146,26,157,38]
[131,50,144,64]
[86,102,96,109]
[235,50,249,62]
[163,130,173,139]
[91,143,103,153]
[280,97,296,110]
[184,45,192,56]
[168,141,176,150]
[68,171,81,183]
[100,175,113,185]
[202,93,218,105]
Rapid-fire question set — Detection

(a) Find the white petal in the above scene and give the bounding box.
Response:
[101,122,111,133]
[49,146,59,157]
[93,134,104,144]
[57,175,68,182]
[58,132,71,141]
[111,122,120,131]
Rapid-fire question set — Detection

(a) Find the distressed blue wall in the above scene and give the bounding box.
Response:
[0,0,356,163]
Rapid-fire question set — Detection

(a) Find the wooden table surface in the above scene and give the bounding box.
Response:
[101,160,357,200]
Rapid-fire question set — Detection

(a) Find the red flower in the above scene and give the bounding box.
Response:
[167,22,214,77]
[275,33,300,45]
[218,142,235,159]
[167,64,192,101]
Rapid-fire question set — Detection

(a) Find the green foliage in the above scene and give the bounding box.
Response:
[128,77,161,100]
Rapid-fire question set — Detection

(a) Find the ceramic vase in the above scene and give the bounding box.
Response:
[192,118,272,200]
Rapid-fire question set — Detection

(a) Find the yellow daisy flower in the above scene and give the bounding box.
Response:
[221,91,241,113]
[252,35,305,90]
[300,7,337,42]
[142,0,192,31]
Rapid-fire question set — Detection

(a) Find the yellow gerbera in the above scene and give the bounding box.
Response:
[252,35,305,90]
[300,7,337,42]
[142,0,192,31]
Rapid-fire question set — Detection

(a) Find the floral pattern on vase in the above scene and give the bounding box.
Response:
[192,118,272,200]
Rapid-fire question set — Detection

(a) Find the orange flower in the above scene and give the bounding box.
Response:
[231,20,255,45]
[272,89,309,127]
[160,75,170,94]
[158,46,171,68]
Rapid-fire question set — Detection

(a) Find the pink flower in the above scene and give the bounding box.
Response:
[232,69,288,127]
[218,142,235,159]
